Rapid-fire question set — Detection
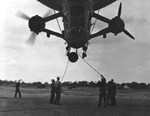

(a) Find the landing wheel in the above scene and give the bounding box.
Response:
[68,52,78,63]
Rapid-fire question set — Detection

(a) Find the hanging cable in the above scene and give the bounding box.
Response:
[54,10,62,32]
[90,10,100,34]
[53,10,68,81]
[78,53,102,77]
[60,59,69,82]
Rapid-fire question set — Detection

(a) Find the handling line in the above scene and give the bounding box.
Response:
[60,59,69,82]
[78,53,103,77]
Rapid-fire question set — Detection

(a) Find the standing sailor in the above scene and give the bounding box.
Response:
[98,75,107,108]
[54,76,61,105]
[14,80,22,98]
[50,79,55,104]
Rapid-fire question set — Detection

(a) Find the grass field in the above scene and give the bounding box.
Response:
[0,86,150,116]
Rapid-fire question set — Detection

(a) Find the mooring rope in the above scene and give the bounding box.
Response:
[60,59,69,82]
[54,10,62,32]
[78,53,102,77]
[90,10,100,34]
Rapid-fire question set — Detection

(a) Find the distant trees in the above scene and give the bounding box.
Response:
[61,81,98,88]
[61,81,150,89]
[0,79,16,86]
[125,82,149,89]
[32,82,46,88]
[0,79,149,89]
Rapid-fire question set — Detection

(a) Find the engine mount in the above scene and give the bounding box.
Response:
[28,15,45,34]
[109,17,125,35]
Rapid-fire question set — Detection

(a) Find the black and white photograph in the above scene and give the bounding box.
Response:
[0,0,150,116]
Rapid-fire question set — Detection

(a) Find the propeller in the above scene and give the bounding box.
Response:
[118,2,122,18]
[16,10,51,45]
[43,10,52,18]
[16,11,30,21]
[26,32,37,45]
[123,29,135,40]
[117,3,135,39]
[90,2,135,40]
[17,11,37,45]
[100,2,135,40]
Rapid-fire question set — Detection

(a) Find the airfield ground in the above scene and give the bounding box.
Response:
[0,86,149,116]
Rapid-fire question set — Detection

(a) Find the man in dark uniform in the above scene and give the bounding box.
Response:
[107,79,116,106]
[107,80,111,105]
[110,79,116,106]
[98,75,107,108]
[54,76,61,105]
[50,79,55,104]
[14,80,22,98]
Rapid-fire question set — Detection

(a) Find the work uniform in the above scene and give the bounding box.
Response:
[107,81,111,105]
[107,80,116,106]
[50,80,55,103]
[110,81,116,106]
[54,79,61,105]
[14,82,21,98]
[98,77,107,108]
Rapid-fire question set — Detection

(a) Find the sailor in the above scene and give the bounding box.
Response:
[110,79,116,106]
[98,75,107,108]
[107,80,111,105]
[14,80,22,98]
[54,76,61,105]
[50,79,55,103]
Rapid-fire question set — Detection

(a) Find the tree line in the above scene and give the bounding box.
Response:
[0,80,150,89]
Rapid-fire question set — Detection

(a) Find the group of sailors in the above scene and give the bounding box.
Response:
[49,76,61,105]
[98,75,116,108]
[14,75,116,107]
[14,76,62,105]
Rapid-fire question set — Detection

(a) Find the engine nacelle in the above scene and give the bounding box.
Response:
[109,17,125,35]
[28,15,45,34]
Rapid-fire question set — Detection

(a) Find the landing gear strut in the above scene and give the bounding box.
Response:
[66,45,71,56]
[66,45,78,63]
[65,42,88,62]
[82,43,88,58]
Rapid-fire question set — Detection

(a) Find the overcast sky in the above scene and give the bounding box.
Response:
[0,0,150,83]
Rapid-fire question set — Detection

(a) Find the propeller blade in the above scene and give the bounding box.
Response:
[43,10,52,18]
[26,32,37,45]
[118,2,122,18]
[123,29,135,40]
[16,11,30,21]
